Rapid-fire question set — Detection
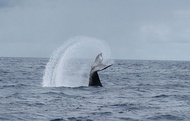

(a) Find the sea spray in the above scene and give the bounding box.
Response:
[42,37,111,87]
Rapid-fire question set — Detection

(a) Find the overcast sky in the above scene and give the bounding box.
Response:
[0,0,190,60]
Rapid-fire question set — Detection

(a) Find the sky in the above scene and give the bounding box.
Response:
[0,0,190,60]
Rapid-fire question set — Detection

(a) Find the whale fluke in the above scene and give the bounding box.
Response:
[88,53,112,87]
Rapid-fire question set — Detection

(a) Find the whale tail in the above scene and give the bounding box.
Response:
[90,53,112,73]
[89,53,112,86]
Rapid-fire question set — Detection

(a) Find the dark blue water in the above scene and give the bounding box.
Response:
[0,57,190,121]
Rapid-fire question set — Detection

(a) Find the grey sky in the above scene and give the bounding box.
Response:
[0,0,190,60]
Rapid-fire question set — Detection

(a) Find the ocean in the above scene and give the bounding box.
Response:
[0,57,190,121]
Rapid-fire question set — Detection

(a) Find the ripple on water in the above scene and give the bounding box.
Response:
[147,114,184,120]
[50,118,65,121]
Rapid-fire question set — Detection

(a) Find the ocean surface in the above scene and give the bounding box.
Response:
[0,57,190,121]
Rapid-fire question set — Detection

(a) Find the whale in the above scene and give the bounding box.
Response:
[88,53,112,87]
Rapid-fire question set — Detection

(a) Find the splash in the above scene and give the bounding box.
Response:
[42,36,111,87]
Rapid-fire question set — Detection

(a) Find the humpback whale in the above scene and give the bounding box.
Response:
[88,53,112,87]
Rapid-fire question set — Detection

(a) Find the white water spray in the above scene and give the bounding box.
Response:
[42,37,111,87]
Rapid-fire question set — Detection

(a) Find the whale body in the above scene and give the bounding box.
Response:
[88,53,112,87]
